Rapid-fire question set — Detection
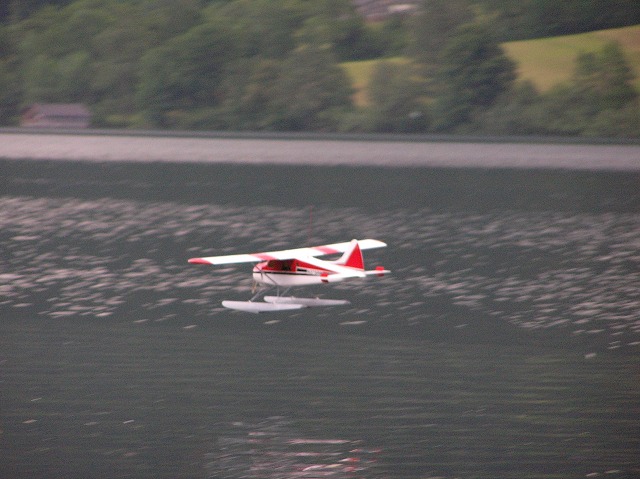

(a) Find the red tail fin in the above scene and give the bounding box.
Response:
[336,240,364,269]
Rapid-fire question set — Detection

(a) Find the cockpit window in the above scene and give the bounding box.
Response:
[266,260,294,271]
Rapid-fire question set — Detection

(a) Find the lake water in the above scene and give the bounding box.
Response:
[1,140,639,479]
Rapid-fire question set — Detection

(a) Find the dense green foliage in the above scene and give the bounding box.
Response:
[0,0,638,137]
[431,22,516,131]
[474,0,640,41]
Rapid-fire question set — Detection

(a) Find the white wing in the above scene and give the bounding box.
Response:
[188,239,386,266]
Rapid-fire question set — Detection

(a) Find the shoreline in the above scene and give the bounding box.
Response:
[1,130,639,171]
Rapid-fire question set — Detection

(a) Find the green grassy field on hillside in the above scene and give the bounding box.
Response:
[341,57,408,106]
[503,24,640,92]
[342,24,640,105]
[341,58,379,106]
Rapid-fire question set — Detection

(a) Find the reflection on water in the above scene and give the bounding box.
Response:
[206,417,380,479]
[1,159,639,479]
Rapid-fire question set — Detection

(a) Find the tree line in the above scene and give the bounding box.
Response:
[0,0,638,137]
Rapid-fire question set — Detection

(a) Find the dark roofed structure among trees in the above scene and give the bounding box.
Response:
[21,103,92,128]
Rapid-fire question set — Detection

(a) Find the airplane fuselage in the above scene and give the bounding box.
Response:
[253,259,341,287]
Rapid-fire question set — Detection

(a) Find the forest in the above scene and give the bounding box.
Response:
[0,0,639,137]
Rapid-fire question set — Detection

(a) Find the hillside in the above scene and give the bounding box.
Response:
[341,57,409,106]
[2,1,638,136]
[343,24,640,107]
[503,24,640,92]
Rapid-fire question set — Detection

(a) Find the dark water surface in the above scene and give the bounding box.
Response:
[1,158,639,479]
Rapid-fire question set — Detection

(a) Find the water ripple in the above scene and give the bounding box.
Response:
[1,195,639,350]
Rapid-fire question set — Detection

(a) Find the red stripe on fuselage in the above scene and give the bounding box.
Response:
[295,259,333,273]
[255,259,333,275]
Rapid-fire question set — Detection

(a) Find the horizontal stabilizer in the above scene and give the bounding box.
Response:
[264,296,350,307]
[364,268,391,276]
[222,300,305,313]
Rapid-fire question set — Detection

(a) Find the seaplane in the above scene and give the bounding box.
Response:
[188,239,390,313]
